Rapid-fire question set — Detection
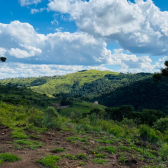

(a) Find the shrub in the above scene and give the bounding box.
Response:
[139,125,159,143]
[109,125,124,137]
[153,118,168,133]
[43,106,60,129]
[159,143,168,161]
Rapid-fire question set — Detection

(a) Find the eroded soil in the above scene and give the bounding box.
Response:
[0,126,157,168]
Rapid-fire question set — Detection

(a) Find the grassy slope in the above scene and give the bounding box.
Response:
[60,101,107,116]
[0,70,119,96]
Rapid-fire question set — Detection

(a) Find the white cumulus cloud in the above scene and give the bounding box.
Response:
[19,0,42,6]
[47,0,168,56]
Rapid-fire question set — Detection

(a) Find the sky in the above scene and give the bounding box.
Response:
[1,0,168,78]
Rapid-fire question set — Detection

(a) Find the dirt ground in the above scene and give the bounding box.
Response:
[0,126,152,168]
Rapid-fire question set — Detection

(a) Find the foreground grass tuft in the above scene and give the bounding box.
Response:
[11,129,28,139]
[37,155,61,168]
[99,146,116,154]
[62,154,77,160]
[51,148,65,153]
[0,153,21,164]
[14,139,43,150]
[92,158,108,164]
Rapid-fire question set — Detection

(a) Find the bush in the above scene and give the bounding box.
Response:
[43,106,60,129]
[153,118,168,133]
[139,125,159,143]
[159,143,168,161]
[109,125,124,137]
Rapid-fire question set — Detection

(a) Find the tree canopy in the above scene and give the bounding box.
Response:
[0,57,6,62]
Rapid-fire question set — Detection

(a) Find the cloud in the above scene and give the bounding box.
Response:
[47,0,168,56]
[0,47,7,56]
[19,0,42,6]
[0,63,111,79]
[30,8,46,14]
[0,21,114,65]
[0,21,157,74]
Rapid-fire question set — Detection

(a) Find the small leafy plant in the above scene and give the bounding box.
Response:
[51,148,65,153]
[37,155,61,168]
[0,153,21,164]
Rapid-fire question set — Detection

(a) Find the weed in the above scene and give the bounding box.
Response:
[76,154,87,160]
[14,139,42,150]
[37,155,61,168]
[159,143,168,161]
[0,153,21,164]
[92,158,108,164]
[118,146,131,152]
[99,146,116,154]
[66,136,88,143]
[78,161,85,166]
[62,154,77,160]
[11,129,28,139]
[51,148,65,153]
[95,154,107,158]
[118,156,128,164]
[96,139,114,144]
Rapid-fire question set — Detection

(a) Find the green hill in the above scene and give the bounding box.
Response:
[2,69,168,113]
[0,70,119,96]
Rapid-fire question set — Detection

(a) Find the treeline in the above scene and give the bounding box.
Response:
[86,105,165,126]
[69,73,151,99]
[0,84,56,108]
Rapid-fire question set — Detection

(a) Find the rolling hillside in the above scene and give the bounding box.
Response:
[0,70,119,96]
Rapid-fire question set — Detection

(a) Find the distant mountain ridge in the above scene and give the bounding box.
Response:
[2,70,168,113]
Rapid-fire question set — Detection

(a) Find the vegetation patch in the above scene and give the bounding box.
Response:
[0,153,21,164]
[92,158,108,164]
[14,139,43,150]
[51,148,65,153]
[61,154,77,160]
[76,154,87,160]
[37,155,61,168]
[99,146,116,154]
[11,129,28,139]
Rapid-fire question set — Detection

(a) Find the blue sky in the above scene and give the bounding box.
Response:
[0,0,168,78]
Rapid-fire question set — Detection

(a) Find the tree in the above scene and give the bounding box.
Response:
[161,61,168,77]
[0,57,6,62]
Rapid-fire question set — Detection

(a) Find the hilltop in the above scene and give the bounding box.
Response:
[0,70,119,96]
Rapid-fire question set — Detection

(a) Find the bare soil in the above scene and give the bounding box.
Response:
[0,126,154,168]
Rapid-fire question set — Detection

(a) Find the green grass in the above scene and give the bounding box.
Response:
[118,146,131,152]
[118,156,128,164]
[37,155,61,168]
[0,153,21,164]
[92,158,108,164]
[14,139,43,150]
[11,129,28,139]
[95,154,107,158]
[96,139,114,144]
[78,161,85,166]
[76,154,88,160]
[0,69,118,96]
[51,148,65,153]
[99,146,116,154]
[61,154,77,160]
[66,136,88,143]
